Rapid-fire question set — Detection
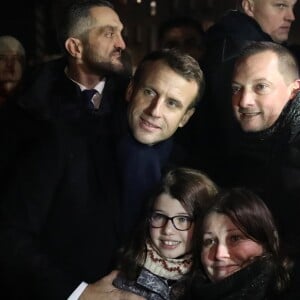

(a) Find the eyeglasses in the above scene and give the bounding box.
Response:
[149,212,193,231]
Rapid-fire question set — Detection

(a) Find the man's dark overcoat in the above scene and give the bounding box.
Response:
[192,10,274,175]
[0,57,129,299]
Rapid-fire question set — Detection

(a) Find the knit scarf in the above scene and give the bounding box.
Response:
[142,241,192,280]
[188,257,278,300]
[117,131,173,236]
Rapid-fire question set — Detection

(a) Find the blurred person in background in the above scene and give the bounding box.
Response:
[157,16,206,64]
[0,35,26,106]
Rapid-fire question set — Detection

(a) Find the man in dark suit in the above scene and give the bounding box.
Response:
[0,47,205,299]
[225,41,300,298]
[0,0,130,198]
[117,48,205,239]
[0,1,143,300]
[191,0,298,179]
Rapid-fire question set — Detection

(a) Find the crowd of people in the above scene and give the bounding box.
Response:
[0,0,299,299]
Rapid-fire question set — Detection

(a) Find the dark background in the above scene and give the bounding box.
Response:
[0,0,299,66]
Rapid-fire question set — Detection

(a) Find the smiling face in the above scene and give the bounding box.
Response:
[201,212,264,282]
[243,0,297,43]
[232,50,298,132]
[150,193,194,259]
[80,6,126,74]
[127,60,197,145]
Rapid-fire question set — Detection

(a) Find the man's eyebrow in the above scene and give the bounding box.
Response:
[99,25,115,31]
[227,228,240,232]
[168,98,183,107]
[231,81,240,85]
[100,24,123,31]
[250,78,273,86]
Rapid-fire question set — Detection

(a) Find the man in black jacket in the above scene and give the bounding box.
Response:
[0,1,142,300]
[0,0,130,199]
[192,0,297,178]
[0,48,204,300]
[229,40,300,239]
[117,49,205,239]
[225,43,300,289]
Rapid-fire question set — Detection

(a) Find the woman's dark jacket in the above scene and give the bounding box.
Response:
[223,94,300,253]
[219,95,300,295]
[182,258,290,300]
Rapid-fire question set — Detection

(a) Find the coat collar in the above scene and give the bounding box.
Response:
[137,268,170,300]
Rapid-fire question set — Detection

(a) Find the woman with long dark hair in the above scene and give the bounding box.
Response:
[182,187,294,299]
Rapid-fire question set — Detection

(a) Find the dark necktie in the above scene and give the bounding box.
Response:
[81,89,97,110]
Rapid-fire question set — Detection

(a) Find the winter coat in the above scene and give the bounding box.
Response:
[223,94,300,255]
[183,258,288,300]
[114,268,172,300]
[192,10,274,175]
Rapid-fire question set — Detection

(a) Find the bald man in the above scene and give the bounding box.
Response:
[0,35,26,105]
[237,0,296,43]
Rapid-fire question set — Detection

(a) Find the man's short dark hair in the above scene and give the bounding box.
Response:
[56,0,114,53]
[235,41,299,84]
[133,48,205,108]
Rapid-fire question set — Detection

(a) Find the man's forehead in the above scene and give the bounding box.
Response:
[140,60,170,80]
[90,6,123,29]
[252,0,297,7]
[287,0,298,5]
[258,0,299,4]
[141,65,186,91]
[0,42,23,55]
[236,51,278,72]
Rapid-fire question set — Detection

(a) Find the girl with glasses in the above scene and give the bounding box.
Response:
[113,167,217,299]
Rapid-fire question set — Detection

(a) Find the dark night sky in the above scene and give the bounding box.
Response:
[0,1,60,63]
[0,1,299,65]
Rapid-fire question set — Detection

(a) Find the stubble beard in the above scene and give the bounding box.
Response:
[83,48,125,76]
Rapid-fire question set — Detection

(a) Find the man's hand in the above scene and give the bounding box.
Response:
[79,270,145,300]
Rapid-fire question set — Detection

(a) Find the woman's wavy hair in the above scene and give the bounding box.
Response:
[193,187,293,293]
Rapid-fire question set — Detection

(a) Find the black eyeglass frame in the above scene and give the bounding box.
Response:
[149,212,194,231]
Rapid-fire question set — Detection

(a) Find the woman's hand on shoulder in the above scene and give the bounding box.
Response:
[79,270,145,300]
